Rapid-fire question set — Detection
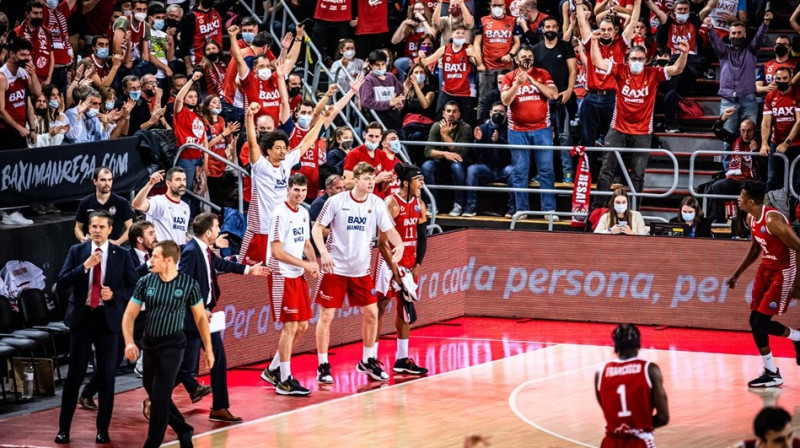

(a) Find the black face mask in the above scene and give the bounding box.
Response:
[655,59,669,67]
[730,37,745,48]
[340,139,354,150]
[599,37,613,46]
[16,59,30,68]
[206,52,219,62]
[777,81,790,92]
[519,58,533,69]
[491,113,505,125]
[0,24,7,35]
[288,87,301,97]
[200,0,213,8]
[543,31,558,41]
[185,104,195,110]
[30,18,43,28]
[35,107,47,116]
[166,18,179,29]
[775,45,789,57]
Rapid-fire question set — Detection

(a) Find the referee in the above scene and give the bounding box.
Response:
[122,241,215,448]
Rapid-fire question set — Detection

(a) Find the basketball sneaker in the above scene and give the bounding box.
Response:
[357,358,390,381]
[260,367,280,386]
[747,368,783,388]
[393,358,428,375]
[795,340,800,366]
[276,376,311,396]
[317,363,334,384]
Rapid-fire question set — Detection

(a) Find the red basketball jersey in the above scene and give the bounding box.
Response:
[240,70,281,125]
[598,358,654,437]
[751,206,794,271]
[442,44,474,97]
[390,192,422,269]
[0,65,28,130]
[289,124,326,201]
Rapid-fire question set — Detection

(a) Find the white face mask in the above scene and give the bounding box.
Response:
[257,68,272,80]
[343,50,355,60]
[453,37,466,46]
[491,6,504,17]
[416,74,426,84]
[675,13,689,23]
[682,212,695,222]
[614,203,628,214]
[629,61,644,74]
[134,12,147,22]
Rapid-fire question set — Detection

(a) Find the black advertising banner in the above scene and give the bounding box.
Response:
[0,137,148,208]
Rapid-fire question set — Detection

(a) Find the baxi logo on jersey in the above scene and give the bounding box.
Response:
[173,216,186,230]
[621,84,649,104]
[347,215,366,231]
[517,84,542,101]
[198,18,220,35]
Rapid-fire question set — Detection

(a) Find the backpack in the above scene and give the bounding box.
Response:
[678,98,704,118]
[765,189,793,222]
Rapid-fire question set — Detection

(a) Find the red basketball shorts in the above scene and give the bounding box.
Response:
[314,273,376,308]
[751,264,795,316]
[269,274,311,322]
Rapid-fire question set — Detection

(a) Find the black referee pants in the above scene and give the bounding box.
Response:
[142,331,192,448]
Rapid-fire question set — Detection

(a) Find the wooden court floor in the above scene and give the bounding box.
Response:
[175,343,800,448]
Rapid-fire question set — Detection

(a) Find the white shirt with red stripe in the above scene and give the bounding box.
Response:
[610,64,669,135]
[146,194,190,243]
[317,191,395,277]
[267,201,310,278]
[250,150,301,234]
[500,67,554,132]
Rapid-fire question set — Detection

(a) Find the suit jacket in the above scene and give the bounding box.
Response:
[57,241,138,333]
[179,238,246,332]
[127,246,152,277]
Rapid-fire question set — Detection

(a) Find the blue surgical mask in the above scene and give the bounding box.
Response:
[96,47,109,59]
[297,114,312,129]
[153,19,165,31]
[372,68,386,77]
[48,99,59,109]
[105,100,115,110]
[242,32,255,44]
[629,61,644,74]
[415,74,426,84]
[128,90,141,101]
[46,0,59,9]
[389,140,402,153]
[365,140,380,150]
[211,107,222,115]
[614,203,628,214]
[682,212,695,222]
[86,108,100,118]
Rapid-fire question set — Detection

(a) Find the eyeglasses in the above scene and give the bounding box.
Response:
[143,80,157,85]
[629,57,646,62]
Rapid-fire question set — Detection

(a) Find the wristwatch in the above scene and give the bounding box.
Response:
[786,138,793,146]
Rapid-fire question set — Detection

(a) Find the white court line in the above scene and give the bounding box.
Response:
[412,335,557,344]
[163,343,568,446]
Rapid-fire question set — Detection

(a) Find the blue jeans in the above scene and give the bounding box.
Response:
[176,156,203,218]
[508,128,555,211]
[421,159,466,207]
[579,92,616,147]
[465,164,513,211]
[394,57,412,82]
[720,94,758,169]
[549,99,574,177]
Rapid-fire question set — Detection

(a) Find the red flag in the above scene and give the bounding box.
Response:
[570,146,591,228]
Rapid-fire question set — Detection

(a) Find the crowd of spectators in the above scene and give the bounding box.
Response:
[1,0,800,234]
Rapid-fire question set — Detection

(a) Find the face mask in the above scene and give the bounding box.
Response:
[0,24,7,35]
[655,59,669,67]
[49,99,59,109]
[288,87,301,96]
[372,68,386,76]
[153,19,165,31]
[341,139,354,150]
[491,112,505,125]
[211,107,222,115]
[389,140,402,153]
[123,10,132,17]
[96,48,109,59]
[614,203,627,214]
[30,18,43,28]
[297,114,312,129]
[629,61,644,74]
[86,108,100,118]
[35,107,47,116]
[104,100,115,110]
[453,37,466,46]
[420,44,433,53]
[415,74,426,84]
[185,103,195,110]
[519,58,533,69]
[128,90,141,101]
[134,12,147,22]
[599,37,613,46]
[775,45,789,57]
[206,52,219,62]
[777,81,790,92]
[365,140,380,150]
[46,0,59,9]
[343,50,355,60]
[241,32,255,44]
[16,59,30,68]
[544,31,558,41]
[166,18,180,29]
[491,6,504,17]
[681,212,695,222]
[730,37,745,48]
[675,13,689,23]
[257,68,272,80]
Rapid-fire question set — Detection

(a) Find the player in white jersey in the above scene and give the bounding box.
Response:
[312,162,404,384]
[132,167,191,244]
[240,101,328,266]
[258,174,319,396]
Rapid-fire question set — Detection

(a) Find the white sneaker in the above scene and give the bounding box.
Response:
[2,211,33,225]
[448,204,463,217]
[544,212,560,222]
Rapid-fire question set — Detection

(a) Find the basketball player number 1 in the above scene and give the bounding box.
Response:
[616,384,632,417]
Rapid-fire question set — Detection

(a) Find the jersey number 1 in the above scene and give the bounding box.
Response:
[616,384,632,417]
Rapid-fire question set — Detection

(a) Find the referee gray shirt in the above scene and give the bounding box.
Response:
[131,273,202,338]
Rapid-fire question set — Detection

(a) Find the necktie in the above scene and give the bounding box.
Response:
[90,248,102,308]
[206,247,218,305]
[144,253,150,262]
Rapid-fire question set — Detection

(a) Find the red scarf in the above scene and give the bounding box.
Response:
[570,145,591,228]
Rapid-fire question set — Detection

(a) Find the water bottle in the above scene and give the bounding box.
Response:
[21,362,34,400]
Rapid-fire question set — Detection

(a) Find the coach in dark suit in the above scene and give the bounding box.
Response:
[176,212,268,423]
[55,210,138,444]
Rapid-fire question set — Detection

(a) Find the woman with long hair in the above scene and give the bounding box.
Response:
[669,196,713,238]
[594,188,646,235]
[199,94,240,208]
[400,63,436,163]
[30,84,69,147]
[201,39,226,98]
[390,1,437,82]
[329,39,365,94]
[325,127,355,175]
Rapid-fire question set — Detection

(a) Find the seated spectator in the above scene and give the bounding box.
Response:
[147,3,174,92]
[64,86,114,143]
[30,84,69,148]
[477,69,510,122]
[400,63,436,162]
[422,101,473,216]
[118,74,164,135]
[594,189,646,235]
[140,73,163,112]
[669,196,712,238]
[287,72,303,111]
[360,49,405,131]
[731,407,795,448]
[708,107,760,223]
[80,35,123,89]
[464,102,513,217]
[329,39,365,94]
[391,1,437,82]
[324,127,354,175]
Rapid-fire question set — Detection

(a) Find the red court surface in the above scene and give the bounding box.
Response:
[1,317,798,447]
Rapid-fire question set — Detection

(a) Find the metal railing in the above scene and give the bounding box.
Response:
[509,211,668,231]
[174,143,249,214]
[788,156,800,200]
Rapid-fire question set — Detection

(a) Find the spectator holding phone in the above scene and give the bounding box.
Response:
[594,188,646,235]
[669,196,712,238]
[30,84,69,147]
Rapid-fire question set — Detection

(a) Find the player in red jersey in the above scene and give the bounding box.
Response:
[760,67,800,193]
[596,324,669,448]
[0,38,41,150]
[375,163,429,375]
[728,181,800,388]
[733,407,799,448]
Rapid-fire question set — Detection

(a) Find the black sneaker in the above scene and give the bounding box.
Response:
[276,375,311,396]
[190,384,212,403]
[794,340,800,366]
[260,366,280,386]
[357,357,389,381]
[748,368,783,388]
[393,357,428,375]
[317,362,334,384]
